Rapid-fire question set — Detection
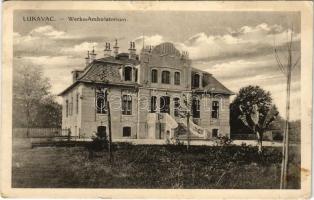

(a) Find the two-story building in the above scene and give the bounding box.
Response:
[59,41,234,141]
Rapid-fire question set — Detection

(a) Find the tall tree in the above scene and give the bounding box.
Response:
[230,85,279,153]
[13,65,51,134]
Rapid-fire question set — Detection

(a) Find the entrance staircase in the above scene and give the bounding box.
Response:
[146,113,209,141]
[175,118,209,140]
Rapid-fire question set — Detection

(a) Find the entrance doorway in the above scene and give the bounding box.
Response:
[160,96,170,114]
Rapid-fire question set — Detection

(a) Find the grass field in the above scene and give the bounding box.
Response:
[12,138,300,189]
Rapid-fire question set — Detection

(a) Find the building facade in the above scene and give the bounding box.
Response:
[59,41,234,141]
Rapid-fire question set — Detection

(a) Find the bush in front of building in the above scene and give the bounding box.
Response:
[89,130,109,152]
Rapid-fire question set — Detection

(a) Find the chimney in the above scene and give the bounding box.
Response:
[72,70,82,82]
[128,41,136,59]
[85,51,90,67]
[89,47,97,62]
[113,39,119,57]
[104,42,112,57]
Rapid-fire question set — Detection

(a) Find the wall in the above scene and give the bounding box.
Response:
[189,93,231,138]
[139,43,192,91]
[61,84,83,137]
[79,84,138,139]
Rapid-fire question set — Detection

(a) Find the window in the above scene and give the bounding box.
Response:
[161,71,170,84]
[212,101,219,119]
[122,95,132,115]
[123,127,131,137]
[70,96,73,116]
[192,99,200,118]
[135,68,138,82]
[174,97,180,117]
[96,91,107,114]
[151,69,158,83]
[65,100,69,117]
[212,129,219,137]
[76,93,79,114]
[124,66,132,81]
[174,72,180,85]
[150,96,157,113]
[192,73,200,88]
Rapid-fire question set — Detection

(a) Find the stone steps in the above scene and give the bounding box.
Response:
[175,123,204,139]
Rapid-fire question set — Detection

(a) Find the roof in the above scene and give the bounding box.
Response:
[191,67,211,75]
[59,57,140,96]
[198,74,234,95]
[93,55,140,65]
[59,43,233,96]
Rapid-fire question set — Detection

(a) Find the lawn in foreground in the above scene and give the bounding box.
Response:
[12,138,300,189]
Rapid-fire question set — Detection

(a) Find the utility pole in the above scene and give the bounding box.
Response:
[159,112,162,139]
[274,28,299,189]
[187,111,190,150]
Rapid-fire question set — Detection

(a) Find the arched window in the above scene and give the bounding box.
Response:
[192,73,200,88]
[162,70,170,84]
[124,66,132,81]
[212,129,219,137]
[151,69,158,83]
[174,72,180,85]
[96,90,107,114]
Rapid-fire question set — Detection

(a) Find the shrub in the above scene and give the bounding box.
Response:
[214,136,233,146]
[89,131,108,152]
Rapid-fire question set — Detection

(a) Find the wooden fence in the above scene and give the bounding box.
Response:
[13,128,69,138]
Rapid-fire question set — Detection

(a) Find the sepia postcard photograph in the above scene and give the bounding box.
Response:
[1,1,313,199]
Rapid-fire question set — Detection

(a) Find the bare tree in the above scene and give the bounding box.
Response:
[13,65,51,136]
[177,92,192,150]
[274,27,300,189]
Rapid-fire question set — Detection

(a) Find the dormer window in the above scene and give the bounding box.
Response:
[124,66,132,81]
[192,73,200,88]
[161,70,170,84]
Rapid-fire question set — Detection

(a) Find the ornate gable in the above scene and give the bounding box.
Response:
[151,42,181,57]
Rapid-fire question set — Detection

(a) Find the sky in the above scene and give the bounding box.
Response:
[13,10,301,120]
